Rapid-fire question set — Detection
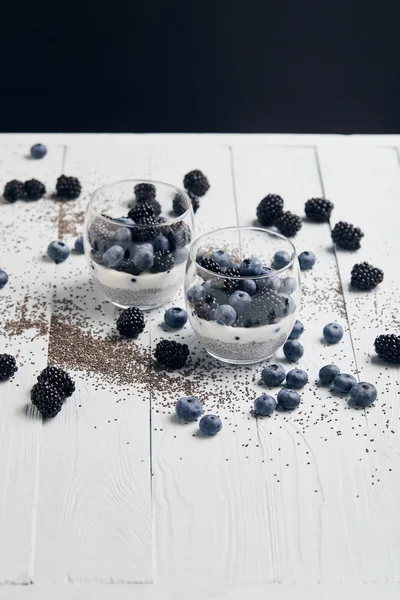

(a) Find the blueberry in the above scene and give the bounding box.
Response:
[187,284,206,303]
[0,269,9,289]
[214,304,237,325]
[228,290,251,313]
[261,363,286,386]
[175,397,203,421]
[277,389,301,411]
[254,394,277,416]
[331,373,357,394]
[103,245,125,268]
[164,307,188,329]
[273,250,291,269]
[239,279,257,295]
[112,227,132,244]
[256,274,281,293]
[298,251,316,270]
[240,257,262,276]
[260,266,273,275]
[153,234,169,252]
[283,340,304,362]
[286,368,308,389]
[74,235,84,254]
[133,244,154,271]
[199,414,222,435]
[323,322,344,344]
[211,250,231,267]
[279,277,297,295]
[319,364,340,384]
[288,320,304,339]
[30,143,47,159]
[278,293,296,317]
[349,382,377,407]
[47,241,70,264]
[174,247,189,265]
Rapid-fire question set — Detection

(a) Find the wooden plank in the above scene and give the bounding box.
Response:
[0,144,64,582]
[317,145,400,582]
[34,145,153,583]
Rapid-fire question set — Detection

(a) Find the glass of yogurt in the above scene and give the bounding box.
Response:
[185,226,301,364]
[85,179,194,309]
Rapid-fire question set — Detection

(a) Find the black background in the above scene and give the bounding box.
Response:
[1,1,399,133]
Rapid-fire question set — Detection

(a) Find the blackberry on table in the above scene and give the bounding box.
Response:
[305,198,334,222]
[256,194,284,226]
[130,217,158,243]
[116,307,145,338]
[351,262,383,291]
[332,221,364,250]
[154,339,190,369]
[0,354,18,381]
[24,178,46,200]
[183,169,210,197]
[56,175,82,200]
[3,180,26,203]
[38,365,75,398]
[31,382,63,418]
[134,182,156,201]
[374,334,400,363]
[198,257,222,275]
[275,211,302,237]
[151,251,174,273]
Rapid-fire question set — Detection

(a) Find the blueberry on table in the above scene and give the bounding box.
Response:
[199,414,222,435]
[30,143,47,159]
[214,305,237,326]
[239,257,262,276]
[164,307,188,329]
[323,322,343,344]
[0,269,9,289]
[319,364,340,384]
[74,235,85,254]
[331,373,357,394]
[261,363,286,386]
[283,340,304,362]
[103,245,125,268]
[286,368,308,389]
[273,250,291,269]
[288,320,304,340]
[228,290,251,313]
[254,394,277,416]
[349,382,377,407]
[47,241,70,264]
[175,397,203,421]
[277,389,301,411]
[298,251,316,270]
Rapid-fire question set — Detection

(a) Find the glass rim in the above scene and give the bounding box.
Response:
[88,178,193,226]
[190,225,298,279]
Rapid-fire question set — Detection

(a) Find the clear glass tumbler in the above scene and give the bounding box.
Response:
[85,179,194,309]
[185,226,301,364]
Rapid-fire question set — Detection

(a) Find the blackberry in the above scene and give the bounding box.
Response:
[256,194,284,226]
[88,217,117,251]
[31,382,63,417]
[24,178,46,200]
[3,180,26,203]
[198,257,222,275]
[56,175,82,200]
[194,301,216,321]
[172,193,189,216]
[134,182,156,201]
[130,217,158,243]
[183,170,210,197]
[0,354,18,381]
[332,221,364,250]
[305,197,334,222]
[275,211,302,237]
[115,259,142,276]
[37,365,75,398]
[151,251,174,273]
[374,334,400,363]
[243,289,284,326]
[223,265,241,293]
[154,339,189,369]
[351,262,383,291]
[116,307,145,338]
[128,202,156,222]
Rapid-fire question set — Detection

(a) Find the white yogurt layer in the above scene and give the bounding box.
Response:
[93,260,186,291]
[189,311,295,345]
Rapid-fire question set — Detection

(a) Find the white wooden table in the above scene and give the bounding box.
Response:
[1,134,400,600]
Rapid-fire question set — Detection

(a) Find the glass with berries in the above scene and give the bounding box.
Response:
[85,179,194,309]
[185,226,301,364]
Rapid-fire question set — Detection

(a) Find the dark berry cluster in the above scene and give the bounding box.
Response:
[331,221,364,250]
[374,334,400,363]
[31,365,75,417]
[0,354,18,381]
[116,307,146,338]
[256,194,284,226]
[275,211,302,237]
[56,175,82,200]
[350,262,383,291]
[154,339,190,369]
[304,198,334,222]
[172,170,210,216]
[3,179,46,202]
